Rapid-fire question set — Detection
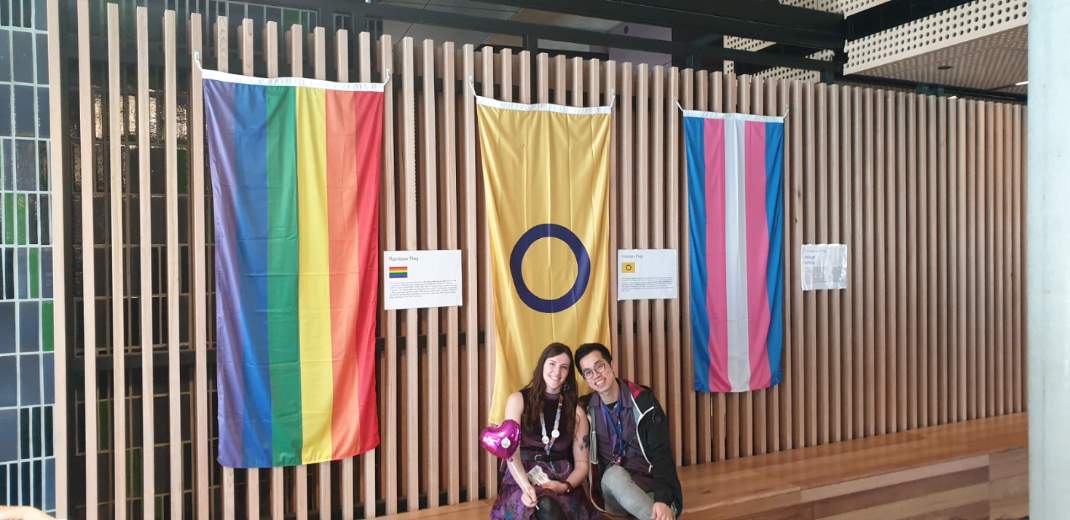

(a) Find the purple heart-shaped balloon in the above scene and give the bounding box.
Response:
[480,419,521,460]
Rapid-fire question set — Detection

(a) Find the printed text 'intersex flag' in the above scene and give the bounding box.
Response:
[684,109,785,393]
[477,97,612,422]
[204,70,383,468]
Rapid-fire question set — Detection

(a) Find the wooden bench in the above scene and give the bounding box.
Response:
[382,413,1027,520]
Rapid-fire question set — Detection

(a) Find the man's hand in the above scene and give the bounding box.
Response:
[651,501,674,520]
[538,480,570,494]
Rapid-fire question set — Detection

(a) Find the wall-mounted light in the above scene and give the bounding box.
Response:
[1016,80,1029,86]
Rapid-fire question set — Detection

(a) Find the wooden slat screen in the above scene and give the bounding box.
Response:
[48,9,1026,518]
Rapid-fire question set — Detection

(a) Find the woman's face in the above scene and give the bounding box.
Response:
[542,352,572,393]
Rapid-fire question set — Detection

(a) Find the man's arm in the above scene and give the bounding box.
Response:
[644,397,682,513]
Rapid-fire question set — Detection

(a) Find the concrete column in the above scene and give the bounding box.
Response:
[1028,1,1070,517]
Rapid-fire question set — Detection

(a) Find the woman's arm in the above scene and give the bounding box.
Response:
[503,392,537,503]
[564,405,591,490]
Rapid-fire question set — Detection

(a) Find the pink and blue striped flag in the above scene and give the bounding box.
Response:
[684,110,785,393]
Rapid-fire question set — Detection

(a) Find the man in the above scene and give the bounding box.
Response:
[575,342,682,520]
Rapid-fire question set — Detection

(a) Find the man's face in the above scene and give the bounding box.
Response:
[579,351,615,394]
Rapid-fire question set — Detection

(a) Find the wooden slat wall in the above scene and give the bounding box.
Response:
[51,10,1027,519]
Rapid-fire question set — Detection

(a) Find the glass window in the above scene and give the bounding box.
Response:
[14,86,35,138]
[0,30,10,83]
[0,302,14,353]
[0,357,16,406]
[0,86,12,137]
[0,410,16,463]
[35,33,45,84]
[19,301,38,353]
[16,138,35,189]
[19,354,39,407]
[11,31,31,84]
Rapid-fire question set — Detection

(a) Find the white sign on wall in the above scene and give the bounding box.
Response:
[383,250,463,310]
[617,249,678,301]
[800,244,848,291]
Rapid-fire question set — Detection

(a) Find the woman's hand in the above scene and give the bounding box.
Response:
[521,484,538,508]
[538,480,571,494]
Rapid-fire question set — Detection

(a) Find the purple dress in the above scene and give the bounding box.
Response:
[489,391,603,520]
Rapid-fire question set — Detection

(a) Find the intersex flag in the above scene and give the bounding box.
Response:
[204,70,384,468]
[684,109,785,393]
[476,96,613,422]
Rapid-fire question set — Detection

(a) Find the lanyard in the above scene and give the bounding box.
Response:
[540,397,563,455]
[599,397,626,464]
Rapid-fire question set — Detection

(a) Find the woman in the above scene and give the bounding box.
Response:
[490,343,602,520]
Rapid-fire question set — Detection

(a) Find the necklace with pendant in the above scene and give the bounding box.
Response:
[540,397,563,454]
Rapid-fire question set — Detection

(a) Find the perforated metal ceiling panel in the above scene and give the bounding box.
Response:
[847,25,1026,91]
[781,0,893,16]
[844,0,1027,74]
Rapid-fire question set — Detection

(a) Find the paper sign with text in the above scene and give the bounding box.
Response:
[800,244,848,291]
[383,250,463,310]
[617,249,678,301]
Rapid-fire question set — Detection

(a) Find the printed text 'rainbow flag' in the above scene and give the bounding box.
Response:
[204,70,384,468]
[684,110,785,393]
[477,97,612,422]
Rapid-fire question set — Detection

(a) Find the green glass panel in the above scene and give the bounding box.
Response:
[16,193,26,245]
[41,300,52,352]
[28,247,38,298]
[3,193,12,245]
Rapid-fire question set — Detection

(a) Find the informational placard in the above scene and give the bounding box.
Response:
[617,249,678,301]
[801,244,848,291]
[383,250,463,310]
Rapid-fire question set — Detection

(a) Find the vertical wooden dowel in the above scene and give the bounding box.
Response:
[106,5,126,518]
[666,66,682,465]
[46,0,69,515]
[481,45,499,499]
[76,0,99,515]
[828,84,842,444]
[461,43,479,509]
[164,10,183,520]
[421,37,441,511]
[815,82,828,446]
[636,64,651,388]
[190,10,210,520]
[441,39,461,507]
[136,7,156,520]
[651,65,667,418]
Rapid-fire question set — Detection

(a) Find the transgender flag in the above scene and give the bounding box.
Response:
[204,69,383,467]
[684,110,785,393]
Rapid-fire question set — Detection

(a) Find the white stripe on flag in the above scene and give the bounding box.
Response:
[724,118,751,391]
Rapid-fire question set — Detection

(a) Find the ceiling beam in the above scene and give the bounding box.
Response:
[351,2,839,73]
[488,0,844,51]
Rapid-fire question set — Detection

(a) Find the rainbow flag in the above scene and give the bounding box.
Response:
[684,109,785,393]
[204,70,384,468]
[388,266,408,279]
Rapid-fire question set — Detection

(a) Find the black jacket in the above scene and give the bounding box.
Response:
[584,380,683,515]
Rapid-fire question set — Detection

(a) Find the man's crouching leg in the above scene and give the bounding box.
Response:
[600,465,655,520]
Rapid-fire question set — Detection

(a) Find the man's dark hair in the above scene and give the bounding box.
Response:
[574,342,613,374]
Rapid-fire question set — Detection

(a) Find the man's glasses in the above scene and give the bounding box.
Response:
[581,360,610,380]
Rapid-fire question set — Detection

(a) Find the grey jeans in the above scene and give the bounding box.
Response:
[600,464,666,520]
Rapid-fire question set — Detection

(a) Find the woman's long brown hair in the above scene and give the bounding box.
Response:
[521,343,579,438]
